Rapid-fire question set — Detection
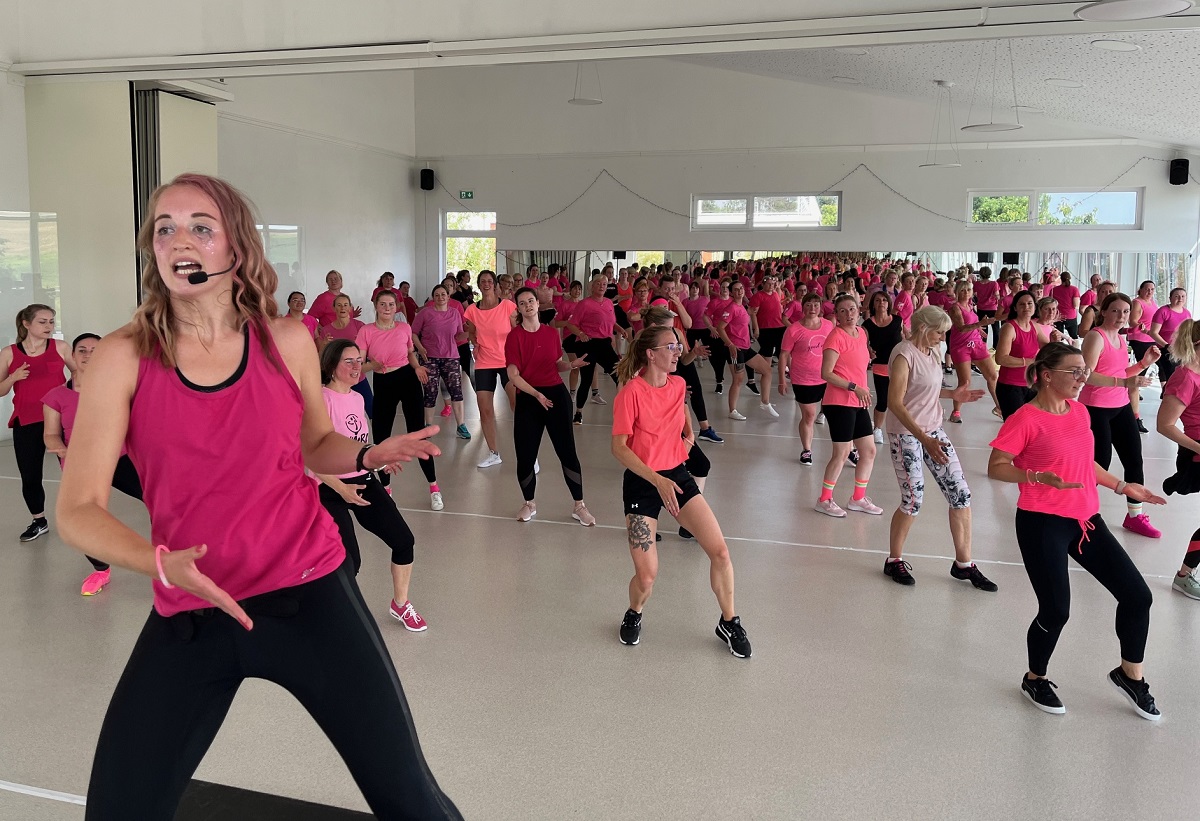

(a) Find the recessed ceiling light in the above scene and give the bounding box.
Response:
[1075,0,1193,21]
[1013,104,1046,113]
[1091,39,1143,51]
[832,76,862,84]
[1045,78,1085,88]
[834,47,869,55]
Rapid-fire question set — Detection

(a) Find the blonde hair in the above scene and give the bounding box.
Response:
[1169,318,1200,369]
[616,325,677,385]
[15,304,54,343]
[132,174,278,368]
[910,305,951,340]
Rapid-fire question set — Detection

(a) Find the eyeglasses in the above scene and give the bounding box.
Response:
[652,343,685,353]
[341,357,365,367]
[1048,366,1091,381]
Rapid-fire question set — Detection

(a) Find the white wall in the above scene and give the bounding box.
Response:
[0,0,28,209]
[159,92,219,180]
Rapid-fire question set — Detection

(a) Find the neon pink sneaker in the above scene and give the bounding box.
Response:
[440,403,453,417]
[390,599,428,632]
[1122,513,1161,539]
[80,569,110,596]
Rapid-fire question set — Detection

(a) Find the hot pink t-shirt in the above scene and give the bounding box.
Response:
[1151,305,1191,344]
[990,400,1100,519]
[718,302,752,350]
[571,297,616,340]
[308,290,339,327]
[748,292,784,329]
[781,319,833,386]
[682,296,710,328]
[1051,285,1080,320]
[411,306,464,360]
[464,300,517,369]
[42,385,129,462]
[822,326,870,407]
[322,387,370,479]
[974,280,1000,311]
[355,322,414,371]
[1079,329,1129,408]
[1163,366,1200,441]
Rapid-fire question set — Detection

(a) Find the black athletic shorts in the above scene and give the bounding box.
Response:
[622,464,701,520]
[539,308,556,325]
[474,367,510,393]
[793,382,827,405]
[757,326,785,359]
[821,403,873,443]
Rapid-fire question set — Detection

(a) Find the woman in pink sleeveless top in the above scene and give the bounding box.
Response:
[1080,293,1161,539]
[0,303,76,542]
[1128,280,1158,431]
[947,281,1001,423]
[994,291,1040,419]
[55,174,461,820]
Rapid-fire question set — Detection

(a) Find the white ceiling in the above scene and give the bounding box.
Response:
[682,30,1200,147]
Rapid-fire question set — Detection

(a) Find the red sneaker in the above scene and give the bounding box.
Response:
[440,403,453,417]
[390,599,428,632]
[80,569,110,596]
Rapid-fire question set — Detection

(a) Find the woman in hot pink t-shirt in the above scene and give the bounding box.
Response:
[989,342,1163,719]
[714,280,776,420]
[778,293,832,463]
[1149,287,1191,386]
[1157,319,1200,593]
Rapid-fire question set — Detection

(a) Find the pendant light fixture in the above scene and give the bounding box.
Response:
[920,81,962,168]
[1075,0,1193,21]
[961,39,1024,132]
[568,63,603,105]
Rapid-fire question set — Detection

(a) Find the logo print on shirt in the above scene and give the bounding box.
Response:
[345,413,369,444]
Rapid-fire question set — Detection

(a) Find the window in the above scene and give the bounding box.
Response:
[257,224,304,308]
[692,194,840,230]
[446,211,496,232]
[969,189,1141,228]
[444,211,497,275]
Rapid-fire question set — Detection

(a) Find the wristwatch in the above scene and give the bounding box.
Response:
[847,382,857,393]
[356,444,375,473]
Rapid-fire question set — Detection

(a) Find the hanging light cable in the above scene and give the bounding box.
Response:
[962,39,1024,132]
[920,80,962,168]
[568,63,603,105]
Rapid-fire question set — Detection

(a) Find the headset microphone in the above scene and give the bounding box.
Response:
[186,255,239,285]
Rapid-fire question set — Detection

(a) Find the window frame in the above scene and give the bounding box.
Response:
[691,192,841,231]
[966,188,1143,230]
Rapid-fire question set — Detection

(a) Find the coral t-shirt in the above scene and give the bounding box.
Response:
[354,322,414,371]
[990,400,1100,519]
[505,323,563,388]
[612,375,690,472]
[781,319,833,385]
[822,326,870,406]
[465,300,517,369]
[1163,366,1200,441]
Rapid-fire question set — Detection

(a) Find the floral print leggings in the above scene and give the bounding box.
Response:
[888,428,971,515]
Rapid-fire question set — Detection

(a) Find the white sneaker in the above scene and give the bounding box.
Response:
[590,390,607,406]
[534,459,540,475]
[873,428,885,444]
[813,499,846,518]
[477,451,503,468]
[430,491,444,511]
[759,402,779,418]
[847,495,884,515]
[816,413,826,425]
[517,501,537,522]
[729,409,747,421]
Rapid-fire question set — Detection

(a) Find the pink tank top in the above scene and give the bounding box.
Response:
[1129,297,1157,343]
[998,322,1039,387]
[949,304,983,355]
[8,341,66,427]
[1078,329,1129,409]
[127,324,345,616]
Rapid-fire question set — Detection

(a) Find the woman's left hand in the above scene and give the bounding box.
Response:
[369,427,442,467]
[1123,483,1166,505]
[535,392,553,410]
[415,365,429,384]
[951,385,986,404]
[1143,346,1162,364]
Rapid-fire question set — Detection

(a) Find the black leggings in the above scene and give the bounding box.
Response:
[1015,510,1152,676]
[318,473,415,572]
[1156,346,1177,384]
[872,373,889,414]
[1086,403,1144,485]
[677,359,708,424]
[86,456,145,573]
[13,421,46,515]
[457,343,473,390]
[373,367,435,485]
[707,331,730,386]
[978,310,998,347]
[83,563,461,821]
[996,383,1034,420]
[574,339,619,411]
[514,384,583,502]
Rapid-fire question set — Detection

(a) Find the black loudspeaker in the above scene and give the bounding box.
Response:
[612,251,627,260]
[1002,252,1020,265]
[420,169,435,191]
[977,252,994,264]
[1170,158,1189,186]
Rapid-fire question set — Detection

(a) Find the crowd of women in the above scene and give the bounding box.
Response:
[5,174,1200,816]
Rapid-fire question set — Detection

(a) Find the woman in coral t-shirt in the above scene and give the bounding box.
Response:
[989,342,1163,720]
[611,325,751,659]
[777,293,832,465]
[464,270,518,468]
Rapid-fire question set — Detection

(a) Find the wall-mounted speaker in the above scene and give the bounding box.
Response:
[420,168,435,191]
[612,251,627,260]
[1170,158,1189,186]
[1002,252,1020,265]
[977,252,994,264]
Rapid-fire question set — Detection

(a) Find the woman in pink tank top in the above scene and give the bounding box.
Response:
[0,303,76,542]
[994,291,1040,419]
[946,281,1001,423]
[1079,293,1162,538]
[55,174,461,820]
[1127,280,1158,430]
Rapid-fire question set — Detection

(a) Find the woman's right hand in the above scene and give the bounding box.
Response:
[47,444,68,458]
[921,434,950,465]
[340,485,371,506]
[778,381,789,397]
[853,385,872,406]
[370,426,442,466]
[159,545,254,631]
[652,474,685,518]
[9,362,29,382]
[1035,471,1084,490]
[535,391,553,410]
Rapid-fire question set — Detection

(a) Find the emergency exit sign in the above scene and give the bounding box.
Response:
[459,190,474,199]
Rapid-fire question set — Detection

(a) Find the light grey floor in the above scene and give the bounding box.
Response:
[1,366,1197,821]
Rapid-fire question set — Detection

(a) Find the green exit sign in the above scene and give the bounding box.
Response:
[459,190,474,199]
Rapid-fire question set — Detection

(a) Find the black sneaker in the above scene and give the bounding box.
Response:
[1022,676,1066,714]
[697,427,724,444]
[883,559,916,585]
[619,609,642,646]
[716,616,752,658]
[800,449,813,466]
[847,448,859,466]
[950,562,998,592]
[19,519,48,542]
[573,411,583,426]
[746,381,760,395]
[714,383,723,395]
[678,527,694,540]
[655,533,661,542]
[1136,417,1149,434]
[1108,667,1161,721]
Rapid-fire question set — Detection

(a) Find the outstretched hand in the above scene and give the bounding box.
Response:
[369,426,442,467]
[1123,483,1166,505]
[1036,471,1084,490]
[160,545,254,631]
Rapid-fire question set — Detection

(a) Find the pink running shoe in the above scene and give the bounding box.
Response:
[80,569,110,596]
[1122,513,1161,539]
[390,599,428,632]
[440,403,453,417]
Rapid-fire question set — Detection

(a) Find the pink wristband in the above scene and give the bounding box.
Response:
[155,544,175,589]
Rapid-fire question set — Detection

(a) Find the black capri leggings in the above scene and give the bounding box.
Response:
[515,384,584,502]
[13,420,46,516]
[1156,346,1177,384]
[457,342,473,390]
[996,383,1034,420]
[318,473,415,572]
[685,328,708,350]
[373,367,436,485]
[1086,403,1144,485]
[83,562,461,820]
[1015,509,1152,676]
[707,331,730,386]
[85,456,145,573]
[574,338,620,411]
[872,372,890,414]
[676,359,708,424]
